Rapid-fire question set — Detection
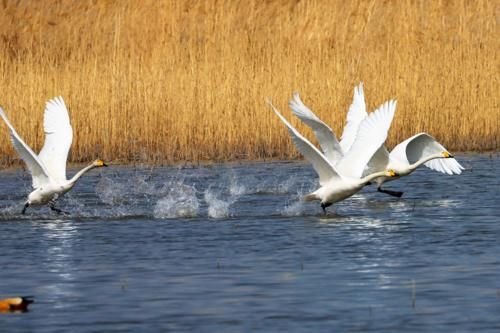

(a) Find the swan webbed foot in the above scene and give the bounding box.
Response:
[21,202,29,214]
[377,187,404,198]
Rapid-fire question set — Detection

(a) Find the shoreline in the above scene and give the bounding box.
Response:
[0,151,497,172]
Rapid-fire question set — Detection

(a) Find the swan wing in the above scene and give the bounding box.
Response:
[0,107,51,188]
[363,145,390,176]
[390,133,463,175]
[267,100,341,186]
[340,82,368,153]
[337,100,396,179]
[38,97,73,183]
[289,93,343,164]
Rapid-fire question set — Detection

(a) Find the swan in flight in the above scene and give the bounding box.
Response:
[289,83,463,197]
[0,97,108,214]
[268,98,399,213]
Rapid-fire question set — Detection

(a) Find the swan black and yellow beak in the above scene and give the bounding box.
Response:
[0,296,34,312]
[442,151,453,158]
[95,159,108,167]
[387,169,398,177]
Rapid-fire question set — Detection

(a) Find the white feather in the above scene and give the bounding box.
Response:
[390,133,463,175]
[336,100,396,179]
[0,107,50,188]
[38,96,73,183]
[340,82,367,153]
[267,100,341,186]
[288,93,343,164]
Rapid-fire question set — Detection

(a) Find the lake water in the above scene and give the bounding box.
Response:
[0,154,499,332]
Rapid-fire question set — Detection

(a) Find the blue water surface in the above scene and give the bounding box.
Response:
[0,154,499,332]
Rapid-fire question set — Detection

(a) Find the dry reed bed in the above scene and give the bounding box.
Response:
[0,1,497,167]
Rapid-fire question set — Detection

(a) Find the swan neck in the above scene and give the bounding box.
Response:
[361,171,388,184]
[68,163,96,186]
[409,153,443,170]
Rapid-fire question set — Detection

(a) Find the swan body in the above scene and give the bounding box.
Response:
[304,169,397,206]
[289,83,463,197]
[0,97,107,214]
[268,98,398,212]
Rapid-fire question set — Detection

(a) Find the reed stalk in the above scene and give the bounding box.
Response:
[0,1,497,167]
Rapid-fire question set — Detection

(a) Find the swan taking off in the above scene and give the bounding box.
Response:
[268,99,399,214]
[289,83,463,197]
[0,97,108,214]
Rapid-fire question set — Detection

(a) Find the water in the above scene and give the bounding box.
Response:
[0,154,499,332]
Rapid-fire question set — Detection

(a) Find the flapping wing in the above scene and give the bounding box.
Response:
[38,97,73,183]
[0,107,51,188]
[336,100,396,179]
[390,133,463,175]
[267,99,341,186]
[340,82,368,153]
[289,93,343,164]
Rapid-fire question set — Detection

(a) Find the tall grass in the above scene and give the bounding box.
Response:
[0,1,497,167]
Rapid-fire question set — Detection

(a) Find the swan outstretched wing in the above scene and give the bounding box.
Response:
[0,107,51,188]
[38,97,73,183]
[337,100,396,179]
[340,83,368,153]
[390,133,463,175]
[267,100,341,186]
[289,93,343,164]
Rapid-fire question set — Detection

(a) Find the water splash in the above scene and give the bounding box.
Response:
[281,185,317,216]
[204,188,233,219]
[282,198,311,216]
[153,182,199,219]
[96,176,129,205]
[229,176,246,196]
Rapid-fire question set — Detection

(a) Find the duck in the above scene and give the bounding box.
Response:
[0,296,34,312]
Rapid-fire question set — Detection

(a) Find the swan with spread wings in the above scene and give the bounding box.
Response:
[289,83,463,197]
[0,97,107,214]
[268,99,398,213]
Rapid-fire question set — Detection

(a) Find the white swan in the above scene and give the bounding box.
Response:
[268,99,398,213]
[0,97,107,214]
[289,83,463,197]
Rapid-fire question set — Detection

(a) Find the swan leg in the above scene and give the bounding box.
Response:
[49,202,68,215]
[321,202,332,215]
[377,186,403,198]
[21,202,29,214]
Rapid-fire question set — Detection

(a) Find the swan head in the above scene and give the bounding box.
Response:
[441,151,453,158]
[93,159,108,167]
[385,169,398,177]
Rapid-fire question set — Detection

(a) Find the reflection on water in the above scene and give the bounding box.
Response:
[0,154,499,332]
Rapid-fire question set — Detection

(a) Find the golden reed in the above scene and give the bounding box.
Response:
[0,1,497,166]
